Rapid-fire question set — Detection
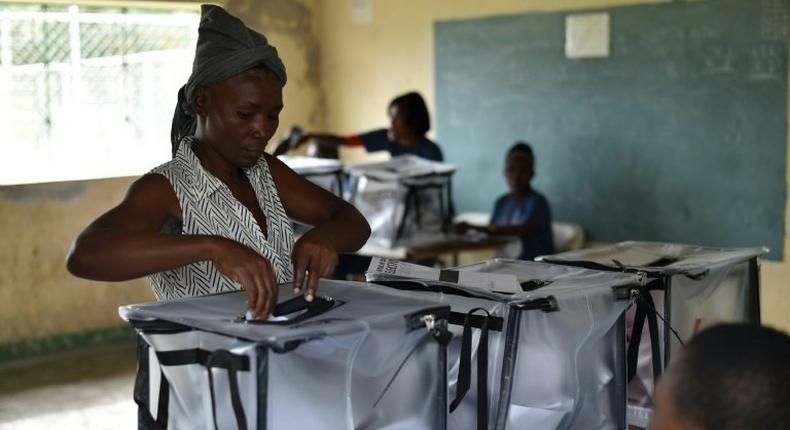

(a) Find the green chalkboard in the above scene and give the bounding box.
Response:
[435,0,788,259]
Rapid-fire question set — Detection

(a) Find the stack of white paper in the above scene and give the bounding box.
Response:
[348,155,456,181]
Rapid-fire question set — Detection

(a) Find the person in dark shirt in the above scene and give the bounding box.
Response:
[273,92,443,161]
[456,142,554,260]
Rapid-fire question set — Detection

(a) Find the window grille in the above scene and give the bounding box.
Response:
[0,4,198,185]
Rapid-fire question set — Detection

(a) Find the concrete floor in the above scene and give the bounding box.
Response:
[0,341,138,429]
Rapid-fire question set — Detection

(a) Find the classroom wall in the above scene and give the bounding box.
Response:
[0,0,324,348]
[315,0,790,332]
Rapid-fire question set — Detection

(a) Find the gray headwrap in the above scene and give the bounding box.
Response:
[170,4,287,156]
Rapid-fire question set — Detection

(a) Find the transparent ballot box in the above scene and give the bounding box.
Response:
[278,155,344,197]
[347,155,456,248]
[121,280,450,430]
[367,258,640,429]
[539,241,766,428]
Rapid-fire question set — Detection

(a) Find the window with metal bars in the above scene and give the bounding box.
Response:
[0,4,198,185]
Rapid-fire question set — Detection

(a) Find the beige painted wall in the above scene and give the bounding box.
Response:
[0,0,323,344]
[314,0,790,331]
[0,179,154,343]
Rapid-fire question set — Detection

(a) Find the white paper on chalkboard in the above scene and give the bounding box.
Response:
[566,13,610,58]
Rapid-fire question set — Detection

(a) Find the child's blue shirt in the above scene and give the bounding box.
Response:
[491,190,555,260]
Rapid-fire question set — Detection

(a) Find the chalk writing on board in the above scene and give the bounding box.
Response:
[749,43,783,80]
[761,0,789,40]
[703,44,735,74]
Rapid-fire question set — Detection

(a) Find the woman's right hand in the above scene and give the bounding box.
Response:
[210,237,278,319]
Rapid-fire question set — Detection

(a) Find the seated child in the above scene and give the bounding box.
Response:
[650,323,790,430]
[457,142,554,260]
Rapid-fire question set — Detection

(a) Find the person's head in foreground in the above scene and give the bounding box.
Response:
[650,323,790,430]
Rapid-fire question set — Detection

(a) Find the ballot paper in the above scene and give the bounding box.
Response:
[366,257,522,294]
[244,310,289,322]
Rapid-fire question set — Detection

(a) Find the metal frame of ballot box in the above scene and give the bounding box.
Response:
[347,155,456,248]
[278,155,345,197]
[120,280,451,430]
[367,259,641,430]
[538,241,767,428]
[278,155,345,236]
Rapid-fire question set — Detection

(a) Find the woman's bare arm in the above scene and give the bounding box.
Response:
[66,174,280,317]
[267,154,371,299]
[68,174,204,280]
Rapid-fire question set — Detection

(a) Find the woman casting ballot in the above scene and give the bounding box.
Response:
[66,4,370,319]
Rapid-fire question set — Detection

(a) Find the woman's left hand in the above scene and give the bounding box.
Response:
[292,229,339,302]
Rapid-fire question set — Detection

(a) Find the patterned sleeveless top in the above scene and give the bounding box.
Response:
[147,137,294,300]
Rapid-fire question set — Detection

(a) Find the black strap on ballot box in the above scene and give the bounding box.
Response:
[155,348,251,430]
[540,258,696,385]
[133,296,342,430]
[450,307,495,430]
[133,335,251,430]
[134,336,169,430]
[448,298,557,430]
[627,282,663,384]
